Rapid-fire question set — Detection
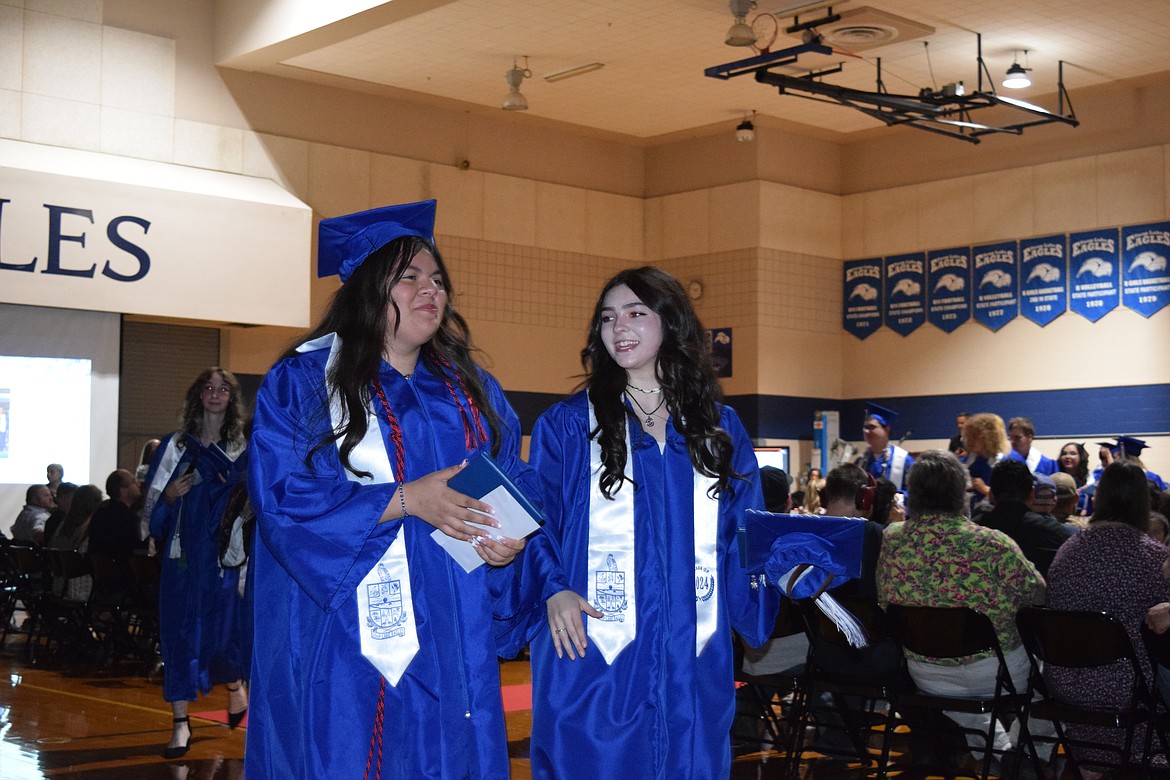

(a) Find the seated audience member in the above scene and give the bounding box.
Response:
[974,459,1073,577]
[1027,473,1058,515]
[856,402,914,492]
[1149,511,1169,546]
[819,463,884,599]
[741,467,807,677]
[802,480,824,513]
[870,477,904,526]
[11,484,55,544]
[961,413,1010,509]
[47,484,104,602]
[760,466,792,513]
[46,463,64,499]
[88,470,146,557]
[42,482,77,547]
[948,412,970,457]
[1046,461,1170,776]
[878,450,1045,761]
[1006,417,1058,476]
[1049,472,1084,526]
[47,484,103,552]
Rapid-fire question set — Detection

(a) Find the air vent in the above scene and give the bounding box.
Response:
[819,6,934,51]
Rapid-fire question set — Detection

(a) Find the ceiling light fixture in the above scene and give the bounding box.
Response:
[726,0,757,47]
[735,111,757,142]
[1003,50,1032,89]
[502,56,531,111]
[543,62,605,83]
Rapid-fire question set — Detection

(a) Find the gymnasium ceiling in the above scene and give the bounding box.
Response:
[229,0,1170,141]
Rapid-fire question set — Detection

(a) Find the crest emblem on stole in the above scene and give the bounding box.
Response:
[594,553,628,622]
[365,563,408,640]
[695,565,715,602]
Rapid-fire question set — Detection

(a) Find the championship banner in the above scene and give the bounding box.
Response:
[883,252,926,336]
[1121,221,1170,318]
[972,241,1019,331]
[926,247,971,333]
[1070,228,1120,322]
[843,258,883,340]
[1019,235,1067,326]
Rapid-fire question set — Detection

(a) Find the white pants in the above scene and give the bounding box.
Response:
[907,645,1053,760]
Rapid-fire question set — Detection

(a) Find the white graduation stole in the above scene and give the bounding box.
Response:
[300,333,420,686]
[886,445,910,489]
[1025,447,1043,474]
[585,401,719,663]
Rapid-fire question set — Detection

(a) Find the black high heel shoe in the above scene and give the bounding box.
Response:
[163,716,191,759]
[226,684,247,730]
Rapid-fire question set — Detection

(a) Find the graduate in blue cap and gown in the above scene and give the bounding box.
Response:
[857,402,915,492]
[520,267,798,779]
[245,200,537,779]
[143,367,250,758]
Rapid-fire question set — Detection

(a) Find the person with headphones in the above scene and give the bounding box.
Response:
[818,463,884,599]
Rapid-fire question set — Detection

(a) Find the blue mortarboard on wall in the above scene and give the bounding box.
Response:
[864,402,899,429]
[318,199,437,282]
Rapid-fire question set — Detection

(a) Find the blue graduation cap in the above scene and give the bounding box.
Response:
[1096,440,1119,454]
[1116,436,1150,458]
[741,511,865,599]
[864,402,899,429]
[318,199,437,282]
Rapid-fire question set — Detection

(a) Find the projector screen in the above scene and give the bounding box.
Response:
[0,304,119,536]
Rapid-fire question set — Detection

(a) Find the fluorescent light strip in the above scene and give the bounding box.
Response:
[543,62,605,83]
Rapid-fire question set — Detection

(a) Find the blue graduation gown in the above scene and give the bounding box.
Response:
[523,392,780,779]
[146,433,249,701]
[245,347,537,780]
[860,444,914,491]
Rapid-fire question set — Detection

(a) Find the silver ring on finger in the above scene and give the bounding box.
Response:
[553,628,564,636]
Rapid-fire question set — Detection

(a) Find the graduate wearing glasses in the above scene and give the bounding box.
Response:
[245,201,536,779]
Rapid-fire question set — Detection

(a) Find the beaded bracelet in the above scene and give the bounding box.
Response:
[397,483,408,518]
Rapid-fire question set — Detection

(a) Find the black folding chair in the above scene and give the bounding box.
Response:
[886,604,1037,780]
[733,597,808,774]
[42,549,94,666]
[792,595,907,777]
[1017,606,1167,777]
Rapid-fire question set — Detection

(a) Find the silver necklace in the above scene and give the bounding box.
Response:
[626,382,662,395]
[625,391,666,428]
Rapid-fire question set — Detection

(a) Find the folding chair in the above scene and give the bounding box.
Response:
[886,604,1037,780]
[1017,606,1167,777]
[87,553,134,666]
[9,544,52,659]
[792,595,906,777]
[733,597,808,774]
[42,549,94,666]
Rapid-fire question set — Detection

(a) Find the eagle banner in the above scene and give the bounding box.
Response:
[883,252,926,336]
[843,258,883,340]
[926,247,971,333]
[1070,228,1120,322]
[1121,221,1170,318]
[1019,235,1068,326]
[972,241,1019,331]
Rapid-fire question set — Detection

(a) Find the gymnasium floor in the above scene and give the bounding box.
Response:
[0,634,1062,779]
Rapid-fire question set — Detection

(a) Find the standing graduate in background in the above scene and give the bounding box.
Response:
[245,200,534,780]
[856,402,915,493]
[523,266,781,778]
[143,367,250,758]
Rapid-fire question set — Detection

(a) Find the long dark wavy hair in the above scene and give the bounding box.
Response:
[288,236,502,477]
[583,266,736,499]
[181,367,247,450]
[1059,441,1090,487]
